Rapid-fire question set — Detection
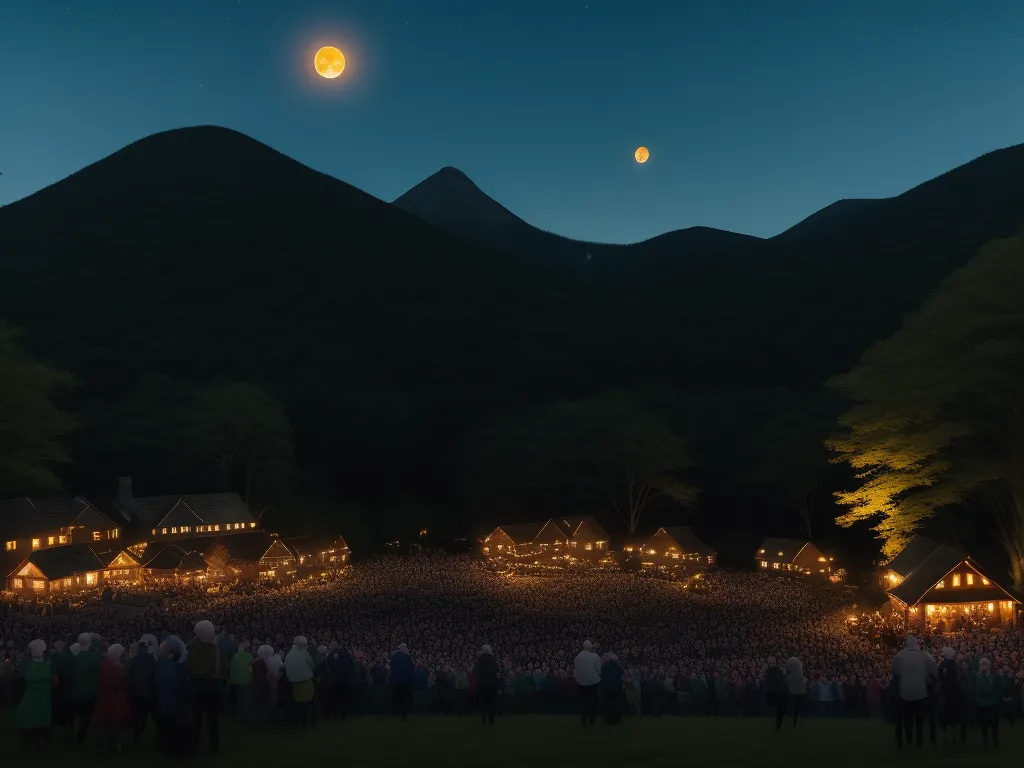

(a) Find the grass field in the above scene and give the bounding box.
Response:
[6,715,1024,767]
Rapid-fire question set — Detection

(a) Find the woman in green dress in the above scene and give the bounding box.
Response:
[15,639,54,751]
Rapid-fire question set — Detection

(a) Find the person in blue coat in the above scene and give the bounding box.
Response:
[390,643,414,721]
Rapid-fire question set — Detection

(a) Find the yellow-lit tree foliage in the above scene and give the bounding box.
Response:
[828,235,1024,583]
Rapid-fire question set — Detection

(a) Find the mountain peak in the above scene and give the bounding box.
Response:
[393,167,526,228]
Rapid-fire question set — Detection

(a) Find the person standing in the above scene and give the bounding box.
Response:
[474,645,500,726]
[284,636,316,726]
[94,644,131,753]
[15,639,53,751]
[187,619,222,755]
[154,636,192,758]
[937,646,965,745]
[975,657,1000,749]
[390,643,414,721]
[126,634,157,742]
[573,640,601,727]
[776,657,806,730]
[71,632,101,744]
[228,639,254,723]
[600,652,624,725]
[892,635,938,748]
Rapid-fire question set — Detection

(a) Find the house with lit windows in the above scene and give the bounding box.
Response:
[0,496,123,568]
[114,485,258,544]
[623,526,716,577]
[755,537,835,577]
[482,517,611,568]
[883,537,1020,630]
[6,543,108,595]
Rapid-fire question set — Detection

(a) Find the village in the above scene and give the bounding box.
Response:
[1,480,1019,635]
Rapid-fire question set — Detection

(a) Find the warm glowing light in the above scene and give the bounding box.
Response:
[314,46,346,79]
[634,146,650,164]
[988,603,995,612]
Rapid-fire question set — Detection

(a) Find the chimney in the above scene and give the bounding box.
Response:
[117,477,137,521]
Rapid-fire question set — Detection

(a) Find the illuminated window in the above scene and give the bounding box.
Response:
[596,541,606,549]
[936,580,945,589]
[249,522,256,528]
[671,553,680,559]
[103,570,111,578]
[926,605,935,614]
[966,573,974,586]
[647,549,656,555]
[759,549,765,554]
[85,572,97,586]
[952,574,961,587]
[11,578,23,589]
[152,529,157,536]
[761,561,768,568]
[63,578,72,587]
[31,538,40,549]
[112,529,119,538]
[161,528,167,535]
[171,527,178,534]
[31,579,45,591]
[818,556,826,562]
[47,536,55,546]
[92,531,101,541]
[982,578,990,586]
[496,544,503,550]
[772,562,780,570]
[988,603,995,612]
[58,535,67,544]
[584,543,593,551]
[4,541,15,551]
[777,551,784,557]
[214,525,220,531]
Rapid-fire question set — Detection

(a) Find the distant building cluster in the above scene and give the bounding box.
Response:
[1,477,349,597]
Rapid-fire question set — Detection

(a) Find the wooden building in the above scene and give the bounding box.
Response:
[483,518,613,568]
[0,496,122,563]
[482,522,548,562]
[557,516,611,564]
[116,487,257,544]
[884,539,1020,630]
[141,544,211,583]
[199,531,298,582]
[755,537,834,577]
[633,526,716,575]
[285,535,350,569]
[6,544,106,595]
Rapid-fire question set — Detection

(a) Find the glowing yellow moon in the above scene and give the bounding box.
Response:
[635,146,650,164]
[314,46,346,79]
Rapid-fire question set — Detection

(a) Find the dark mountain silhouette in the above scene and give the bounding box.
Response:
[3,126,1024,527]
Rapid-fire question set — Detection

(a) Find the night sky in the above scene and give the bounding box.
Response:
[2,1,1023,244]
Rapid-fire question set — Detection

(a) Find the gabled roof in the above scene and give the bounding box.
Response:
[206,531,284,563]
[285,535,349,557]
[11,544,105,581]
[887,545,973,605]
[0,496,119,539]
[757,537,809,561]
[886,535,941,578]
[154,500,205,530]
[655,526,717,557]
[127,493,254,529]
[493,522,546,545]
[558,516,610,542]
[143,544,208,572]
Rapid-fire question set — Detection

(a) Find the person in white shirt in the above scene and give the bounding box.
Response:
[573,640,602,726]
[892,634,938,748]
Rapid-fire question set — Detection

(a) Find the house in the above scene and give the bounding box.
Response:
[0,496,123,561]
[482,522,548,561]
[755,537,833,577]
[198,531,298,582]
[884,539,1020,630]
[98,547,144,583]
[285,535,350,568]
[112,477,257,543]
[636,526,717,574]
[140,544,211,583]
[7,543,107,595]
[557,516,611,563]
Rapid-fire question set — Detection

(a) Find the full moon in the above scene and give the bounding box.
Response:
[314,46,346,79]
[635,146,650,164]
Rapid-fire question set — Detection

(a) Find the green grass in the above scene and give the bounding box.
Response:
[6,715,1024,767]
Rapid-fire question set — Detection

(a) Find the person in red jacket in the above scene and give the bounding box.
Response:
[94,645,131,753]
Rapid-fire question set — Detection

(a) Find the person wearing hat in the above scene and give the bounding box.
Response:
[474,645,500,726]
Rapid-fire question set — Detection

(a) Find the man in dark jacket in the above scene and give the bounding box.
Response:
[127,635,157,741]
[326,645,354,720]
[474,645,500,725]
[390,643,414,721]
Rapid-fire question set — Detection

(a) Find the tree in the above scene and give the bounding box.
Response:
[828,234,1024,581]
[183,381,295,505]
[735,387,840,540]
[0,324,76,494]
[457,391,698,534]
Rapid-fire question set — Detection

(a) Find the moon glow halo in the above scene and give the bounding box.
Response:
[314,46,346,79]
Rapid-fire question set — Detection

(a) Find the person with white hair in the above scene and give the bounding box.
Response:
[252,644,275,723]
[187,620,222,755]
[390,642,415,721]
[94,644,131,752]
[892,635,938,748]
[974,657,1000,748]
[573,640,602,727]
[71,631,101,744]
[285,636,316,725]
[776,656,807,730]
[474,644,500,726]
[14,639,52,750]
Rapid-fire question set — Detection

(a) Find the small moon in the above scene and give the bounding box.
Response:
[635,146,650,164]
[314,46,346,79]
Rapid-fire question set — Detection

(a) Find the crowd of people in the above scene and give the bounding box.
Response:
[0,553,1023,754]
